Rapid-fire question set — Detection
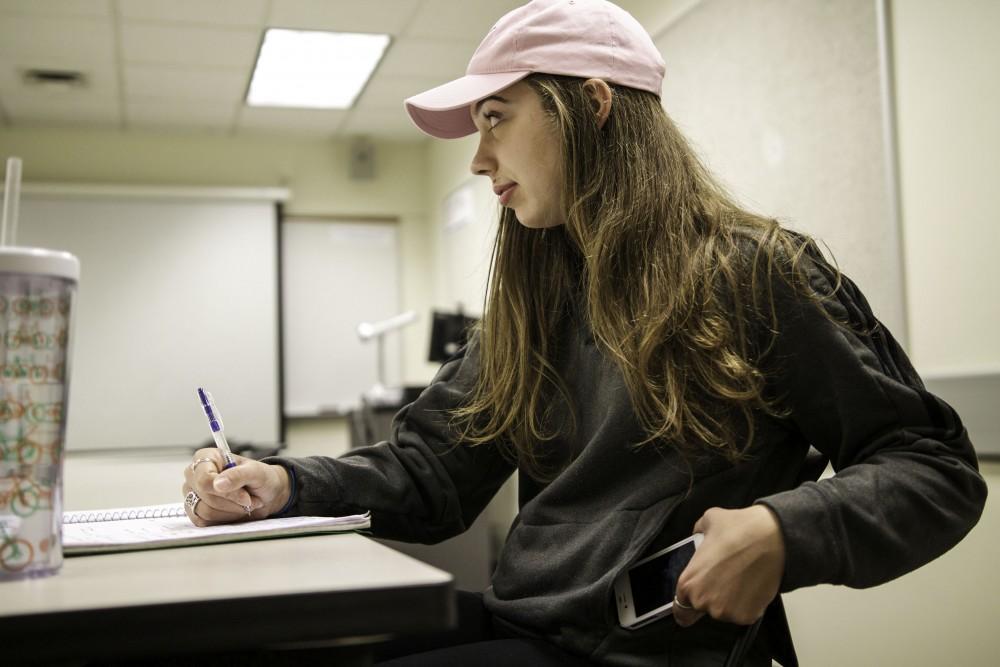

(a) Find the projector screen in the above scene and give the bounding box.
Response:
[17,188,281,451]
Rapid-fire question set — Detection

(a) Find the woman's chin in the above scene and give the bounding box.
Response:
[514,209,565,229]
[512,209,534,227]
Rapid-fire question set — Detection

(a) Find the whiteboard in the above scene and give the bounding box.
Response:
[17,192,280,450]
[281,218,401,416]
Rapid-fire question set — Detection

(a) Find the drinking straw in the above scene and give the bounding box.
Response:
[2,156,23,246]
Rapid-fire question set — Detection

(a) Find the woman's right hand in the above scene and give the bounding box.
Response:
[182,448,291,526]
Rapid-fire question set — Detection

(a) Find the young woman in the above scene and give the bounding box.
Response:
[183,1,986,665]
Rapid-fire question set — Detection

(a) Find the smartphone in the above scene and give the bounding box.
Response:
[613,533,703,629]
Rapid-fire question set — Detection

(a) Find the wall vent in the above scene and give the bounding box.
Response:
[22,69,87,90]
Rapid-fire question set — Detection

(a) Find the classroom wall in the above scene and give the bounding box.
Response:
[0,126,442,392]
[892,0,1000,374]
[656,0,904,339]
[0,126,443,458]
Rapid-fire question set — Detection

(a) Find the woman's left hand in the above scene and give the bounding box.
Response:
[673,505,786,627]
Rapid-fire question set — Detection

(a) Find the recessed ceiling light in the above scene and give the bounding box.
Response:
[247,29,390,109]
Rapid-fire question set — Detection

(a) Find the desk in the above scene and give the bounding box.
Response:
[0,534,455,664]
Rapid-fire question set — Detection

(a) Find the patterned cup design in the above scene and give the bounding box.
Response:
[0,276,74,580]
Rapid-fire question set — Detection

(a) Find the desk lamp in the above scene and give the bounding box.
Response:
[357,311,417,407]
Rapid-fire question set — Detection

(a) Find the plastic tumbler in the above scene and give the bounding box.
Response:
[0,247,79,580]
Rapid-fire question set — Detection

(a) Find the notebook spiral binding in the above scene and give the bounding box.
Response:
[63,504,185,524]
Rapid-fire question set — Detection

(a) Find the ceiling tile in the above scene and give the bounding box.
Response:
[377,38,475,79]
[338,108,425,141]
[0,15,115,62]
[120,23,260,68]
[238,105,348,136]
[404,0,524,40]
[266,0,420,35]
[0,1,515,139]
[4,93,120,128]
[354,75,445,111]
[127,98,238,131]
[118,0,267,28]
[124,65,247,102]
[0,0,110,18]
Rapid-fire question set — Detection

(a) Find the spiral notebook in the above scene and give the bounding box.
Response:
[62,503,371,555]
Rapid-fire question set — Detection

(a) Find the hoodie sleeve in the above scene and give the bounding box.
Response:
[263,342,516,543]
[754,252,987,592]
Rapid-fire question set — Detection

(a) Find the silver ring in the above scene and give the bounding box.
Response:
[184,490,201,513]
[673,595,694,610]
[190,457,216,473]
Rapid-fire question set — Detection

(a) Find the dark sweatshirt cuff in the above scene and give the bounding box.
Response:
[260,454,354,517]
[755,482,841,592]
[270,464,297,517]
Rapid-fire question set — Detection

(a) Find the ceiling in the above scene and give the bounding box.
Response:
[0,0,670,141]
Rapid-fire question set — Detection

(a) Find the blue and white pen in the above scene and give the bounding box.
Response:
[197,387,237,470]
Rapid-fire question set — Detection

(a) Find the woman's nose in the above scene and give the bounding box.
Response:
[469,139,494,177]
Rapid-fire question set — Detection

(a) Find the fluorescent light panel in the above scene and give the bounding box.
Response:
[247,29,390,109]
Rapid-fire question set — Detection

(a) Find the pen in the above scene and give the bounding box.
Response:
[197,387,237,470]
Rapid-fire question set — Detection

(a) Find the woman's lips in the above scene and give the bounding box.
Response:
[498,184,517,206]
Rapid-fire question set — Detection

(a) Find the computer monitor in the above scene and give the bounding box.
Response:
[428,310,478,362]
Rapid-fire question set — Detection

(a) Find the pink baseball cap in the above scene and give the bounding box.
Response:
[404,0,665,139]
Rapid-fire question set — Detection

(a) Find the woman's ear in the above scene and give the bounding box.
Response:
[582,78,613,129]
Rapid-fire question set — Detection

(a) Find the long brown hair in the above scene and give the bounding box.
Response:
[453,74,836,479]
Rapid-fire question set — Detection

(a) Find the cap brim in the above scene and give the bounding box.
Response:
[405,71,531,139]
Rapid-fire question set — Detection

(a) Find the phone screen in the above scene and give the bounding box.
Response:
[629,540,696,616]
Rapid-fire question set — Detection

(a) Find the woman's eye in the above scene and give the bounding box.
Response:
[485,112,501,129]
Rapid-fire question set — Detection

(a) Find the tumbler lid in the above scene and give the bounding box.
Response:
[0,246,79,282]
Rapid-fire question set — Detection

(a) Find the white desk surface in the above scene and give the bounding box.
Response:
[0,533,455,663]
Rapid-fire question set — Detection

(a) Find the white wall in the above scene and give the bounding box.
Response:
[654,0,903,338]
[893,0,1000,373]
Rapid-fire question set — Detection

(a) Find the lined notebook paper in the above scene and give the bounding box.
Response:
[62,503,371,555]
